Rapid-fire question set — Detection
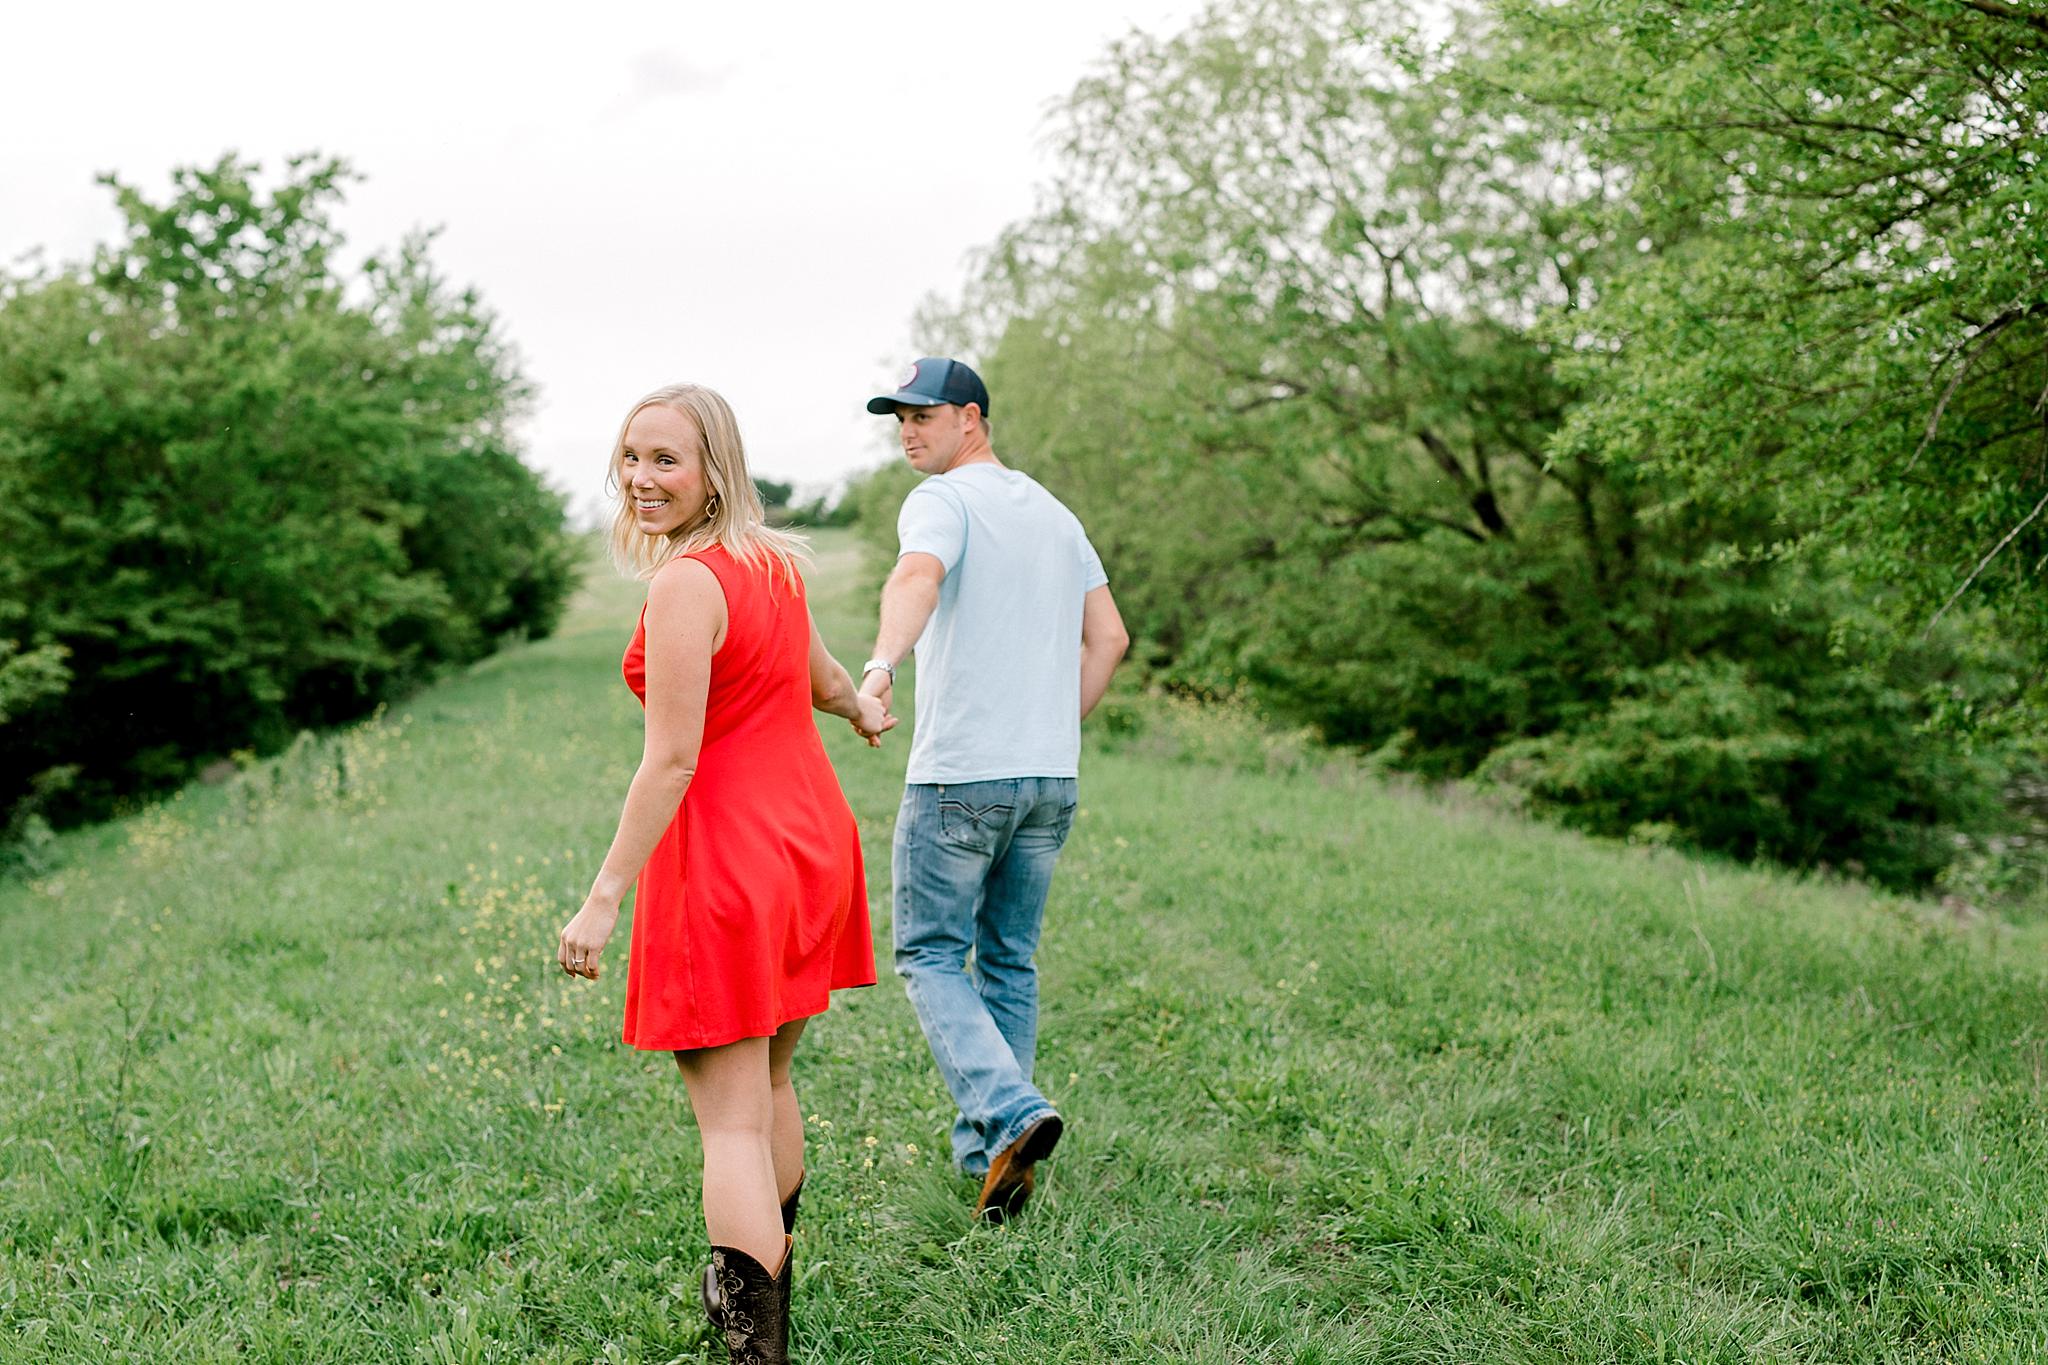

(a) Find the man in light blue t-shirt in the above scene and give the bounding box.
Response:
[855,356,1128,1223]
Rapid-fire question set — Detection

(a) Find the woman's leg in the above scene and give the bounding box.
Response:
[674,1036,783,1271]
[767,1018,808,1206]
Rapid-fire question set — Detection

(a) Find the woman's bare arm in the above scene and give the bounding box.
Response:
[558,558,722,978]
[809,608,895,746]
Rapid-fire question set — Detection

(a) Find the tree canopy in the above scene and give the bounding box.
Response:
[0,155,576,833]
[1489,0,2048,724]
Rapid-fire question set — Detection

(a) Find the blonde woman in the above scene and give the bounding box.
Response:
[558,384,890,1363]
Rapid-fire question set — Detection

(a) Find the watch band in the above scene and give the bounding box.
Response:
[860,658,895,682]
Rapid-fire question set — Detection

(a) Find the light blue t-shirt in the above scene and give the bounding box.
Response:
[895,463,1108,784]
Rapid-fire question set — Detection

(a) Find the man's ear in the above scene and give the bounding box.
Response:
[962,402,983,428]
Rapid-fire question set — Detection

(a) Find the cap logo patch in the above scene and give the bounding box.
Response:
[898,362,922,390]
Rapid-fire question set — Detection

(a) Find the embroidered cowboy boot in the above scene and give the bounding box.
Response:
[703,1176,802,1326]
[704,1236,790,1364]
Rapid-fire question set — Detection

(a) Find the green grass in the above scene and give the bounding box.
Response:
[6,529,2048,1362]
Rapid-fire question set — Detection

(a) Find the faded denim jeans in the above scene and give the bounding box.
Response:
[892,777,1077,1175]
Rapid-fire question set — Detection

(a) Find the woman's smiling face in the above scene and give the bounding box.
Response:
[619,403,710,536]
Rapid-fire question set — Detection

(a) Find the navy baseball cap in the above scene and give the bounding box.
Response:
[866,357,992,417]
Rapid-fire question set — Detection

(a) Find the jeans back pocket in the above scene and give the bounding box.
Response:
[938,798,1014,853]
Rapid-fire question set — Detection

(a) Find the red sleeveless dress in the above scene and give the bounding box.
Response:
[619,546,875,1050]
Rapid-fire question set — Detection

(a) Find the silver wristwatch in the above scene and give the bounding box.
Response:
[860,657,896,683]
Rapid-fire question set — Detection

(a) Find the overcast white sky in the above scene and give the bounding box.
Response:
[2,0,1206,519]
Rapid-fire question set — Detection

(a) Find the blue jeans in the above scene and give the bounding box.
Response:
[892,777,1077,1175]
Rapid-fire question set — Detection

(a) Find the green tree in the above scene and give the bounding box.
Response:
[1488,0,2048,731]
[0,155,575,824]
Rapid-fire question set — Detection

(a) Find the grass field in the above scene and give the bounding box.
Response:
[6,529,2048,1363]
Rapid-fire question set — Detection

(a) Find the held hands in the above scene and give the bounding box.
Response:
[850,692,897,748]
[857,668,894,714]
[558,892,620,979]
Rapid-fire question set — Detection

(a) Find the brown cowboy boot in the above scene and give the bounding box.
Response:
[703,1177,802,1327]
[704,1235,791,1364]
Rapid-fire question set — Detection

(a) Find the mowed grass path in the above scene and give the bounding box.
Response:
[6,530,2048,1363]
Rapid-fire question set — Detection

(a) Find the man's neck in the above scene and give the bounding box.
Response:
[939,437,1001,474]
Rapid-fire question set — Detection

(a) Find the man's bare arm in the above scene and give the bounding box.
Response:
[860,552,946,700]
[1079,584,1130,719]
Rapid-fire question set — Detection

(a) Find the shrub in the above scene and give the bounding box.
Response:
[1480,659,1999,890]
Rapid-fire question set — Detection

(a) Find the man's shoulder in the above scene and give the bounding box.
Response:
[950,465,1076,515]
[1014,473,1087,533]
[899,477,966,521]
[920,465,1093,548]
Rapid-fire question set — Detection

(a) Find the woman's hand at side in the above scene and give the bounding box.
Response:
[558,888,622,979]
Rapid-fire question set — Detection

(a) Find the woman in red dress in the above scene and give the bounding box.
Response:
[557,384,890,1363]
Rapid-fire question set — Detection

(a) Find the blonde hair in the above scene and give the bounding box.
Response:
[604,383,809,585]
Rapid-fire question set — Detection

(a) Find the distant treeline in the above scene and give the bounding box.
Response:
[848,0,2047,903]
[0,156,577,850]
[753,477,858,529]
